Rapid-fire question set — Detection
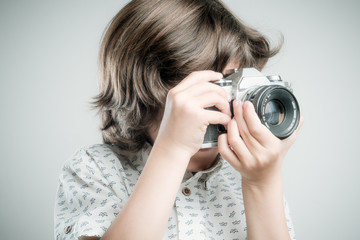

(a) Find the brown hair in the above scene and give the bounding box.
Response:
[93,0,282,153]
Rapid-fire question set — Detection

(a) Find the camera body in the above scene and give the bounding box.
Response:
[202,68,300,149]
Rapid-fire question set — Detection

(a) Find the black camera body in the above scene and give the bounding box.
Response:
[202,68,300,149]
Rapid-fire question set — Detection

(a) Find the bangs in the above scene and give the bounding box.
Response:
[168,0,279,81]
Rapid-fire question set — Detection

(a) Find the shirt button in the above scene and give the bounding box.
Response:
[182,187,191,196]
[64,225,72,234]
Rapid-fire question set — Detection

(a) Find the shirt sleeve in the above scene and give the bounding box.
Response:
[54,146,129,239]
[284,197,296,239]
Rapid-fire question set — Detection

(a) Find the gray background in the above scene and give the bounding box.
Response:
[0,0,359,239]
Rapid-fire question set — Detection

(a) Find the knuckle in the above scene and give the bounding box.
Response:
[266,148,279,161]
[200,124,208,133]
[253,152,270,167]
[243,160,255,170]
[257,157,268,168]
[216,99,228,111]
[249,125,262,137]
[189,71,200,78]
[168,90,185,105]
[228,135,239,146]
[215,113,227,123]
[167,89,176,99]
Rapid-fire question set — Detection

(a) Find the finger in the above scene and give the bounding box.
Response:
[185,81,231,102]
[242,101,276,147]
[196,92,231,117]
[175,71,223,92]
[202,110,231,125]
[218,133,242,171]
[232,100,263,152]
[282,115,304,147]
[226,119,253,162]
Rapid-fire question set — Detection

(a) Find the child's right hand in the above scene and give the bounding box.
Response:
[154,70,232,159]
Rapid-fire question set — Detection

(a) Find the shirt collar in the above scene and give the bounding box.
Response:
[109,142,151,174]
[111,143,224,187]
[182,154,224,188]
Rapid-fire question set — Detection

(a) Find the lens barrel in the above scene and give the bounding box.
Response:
[201,70,300,149]
[247,85,300,139]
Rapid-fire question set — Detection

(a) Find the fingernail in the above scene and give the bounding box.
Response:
[242,101,247,108]
[233,100,243,108]
[243,101,252,110]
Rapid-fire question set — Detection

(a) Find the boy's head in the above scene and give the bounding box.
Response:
[93,0,281,153]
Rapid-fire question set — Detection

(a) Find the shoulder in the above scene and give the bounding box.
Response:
[59,143,148,190]
[65,144,120,165]
[63,144,128,174]
[58,144,130,191]
[55,144,137,239]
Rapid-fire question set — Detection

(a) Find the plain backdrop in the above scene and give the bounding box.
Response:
[1,0,359,239]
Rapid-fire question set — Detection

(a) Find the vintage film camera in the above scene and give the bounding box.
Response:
[202,68,300,149]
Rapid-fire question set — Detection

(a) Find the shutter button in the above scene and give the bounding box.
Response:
[182,187,191,196]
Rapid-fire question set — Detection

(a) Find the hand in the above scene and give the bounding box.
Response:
[218,100,303,186]
[154,71,231,158]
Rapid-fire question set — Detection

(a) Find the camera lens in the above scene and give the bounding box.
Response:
[264,100,285,126]
[247,85,300,139]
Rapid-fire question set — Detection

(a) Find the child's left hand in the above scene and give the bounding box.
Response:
[218,100,303,186]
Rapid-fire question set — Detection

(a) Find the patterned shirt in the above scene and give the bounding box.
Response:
[54,143,296,239]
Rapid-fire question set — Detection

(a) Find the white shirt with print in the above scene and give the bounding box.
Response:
[54,143,296,239]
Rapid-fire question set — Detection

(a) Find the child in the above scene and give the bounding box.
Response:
[54,0,302,239]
